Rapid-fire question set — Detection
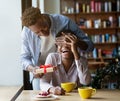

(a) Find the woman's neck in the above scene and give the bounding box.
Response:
[62,58,74,73]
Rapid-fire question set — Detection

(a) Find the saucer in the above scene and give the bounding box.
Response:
[33,94,58,100]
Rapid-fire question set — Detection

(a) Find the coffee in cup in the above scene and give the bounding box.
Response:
[61,82,76,93]
[78,87,96,99]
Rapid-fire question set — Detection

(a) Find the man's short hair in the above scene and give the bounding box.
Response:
[21,7,41,27]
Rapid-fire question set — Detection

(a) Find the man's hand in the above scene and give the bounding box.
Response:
[27,65,44,78]
[32,67,44,78]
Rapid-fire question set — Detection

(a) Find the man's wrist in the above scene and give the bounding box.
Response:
[77,39,88,51]
[27,65,35,73]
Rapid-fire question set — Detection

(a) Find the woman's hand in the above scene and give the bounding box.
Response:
[48,86,65,95]
[64,34,78,51]
[64,33,80,60]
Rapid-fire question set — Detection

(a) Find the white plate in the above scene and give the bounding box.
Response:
[33,94,59,100]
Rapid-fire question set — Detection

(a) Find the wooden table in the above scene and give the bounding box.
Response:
[0,86,23,101]
[16,89,120,101]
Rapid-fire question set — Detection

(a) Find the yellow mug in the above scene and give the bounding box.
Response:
[61,82,76,93]
[78,87,96,99]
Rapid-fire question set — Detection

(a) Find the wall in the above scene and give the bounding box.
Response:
[44,0,60,14]
[32,0,60,14]
[0,0,60,86]
[0,0,22,85]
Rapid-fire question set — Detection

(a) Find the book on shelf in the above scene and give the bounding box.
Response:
[118,16,120,27]
[90,0,95,12]
[118,46,120,56]
[102,50,113,58]
[105,33,109,43]
[92,48,116,59]
[86,5,90,13]
[89,33,117,44]
[77,0,119,13]
[76,2,79,13]
[117,0,120,12]
[82,4,86,13]
[93,48,97,58]
[104,2,108,12]
[108,1,112,12]
[79,18,86,28]
[98,48,102,58]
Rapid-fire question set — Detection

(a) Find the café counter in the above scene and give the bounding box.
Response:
[16,89,120,101]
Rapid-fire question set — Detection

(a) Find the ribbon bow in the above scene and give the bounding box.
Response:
[40,64,52,73]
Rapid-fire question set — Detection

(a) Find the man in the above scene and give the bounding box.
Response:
[20,7,94,90]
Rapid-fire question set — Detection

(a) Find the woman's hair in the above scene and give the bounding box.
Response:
[56,30,75,37]
[21,7,41,27]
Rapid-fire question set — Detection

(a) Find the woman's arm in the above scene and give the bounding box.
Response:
[40,54,54,91]
[40,73,53,91]
[75,57,91,85]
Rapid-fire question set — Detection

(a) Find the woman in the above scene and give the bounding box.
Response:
[40,30,91,95]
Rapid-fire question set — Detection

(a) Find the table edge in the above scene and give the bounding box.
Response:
[11,86,23,101]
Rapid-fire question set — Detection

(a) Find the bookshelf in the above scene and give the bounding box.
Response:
[60,0,120,69]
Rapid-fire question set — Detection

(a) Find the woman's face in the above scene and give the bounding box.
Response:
[58,44,74,59]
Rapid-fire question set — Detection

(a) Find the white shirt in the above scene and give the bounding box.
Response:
[39,32,56,65]
[40,52,91,91]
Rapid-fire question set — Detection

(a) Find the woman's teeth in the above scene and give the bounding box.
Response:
[62,50,69,53]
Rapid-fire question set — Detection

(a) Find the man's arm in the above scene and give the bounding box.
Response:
[20,27,33,70]
[68,18,94,52]
[77,39,88,51]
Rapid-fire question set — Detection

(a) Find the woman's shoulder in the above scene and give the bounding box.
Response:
[48,52,60,57]
[46,52,61,63]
